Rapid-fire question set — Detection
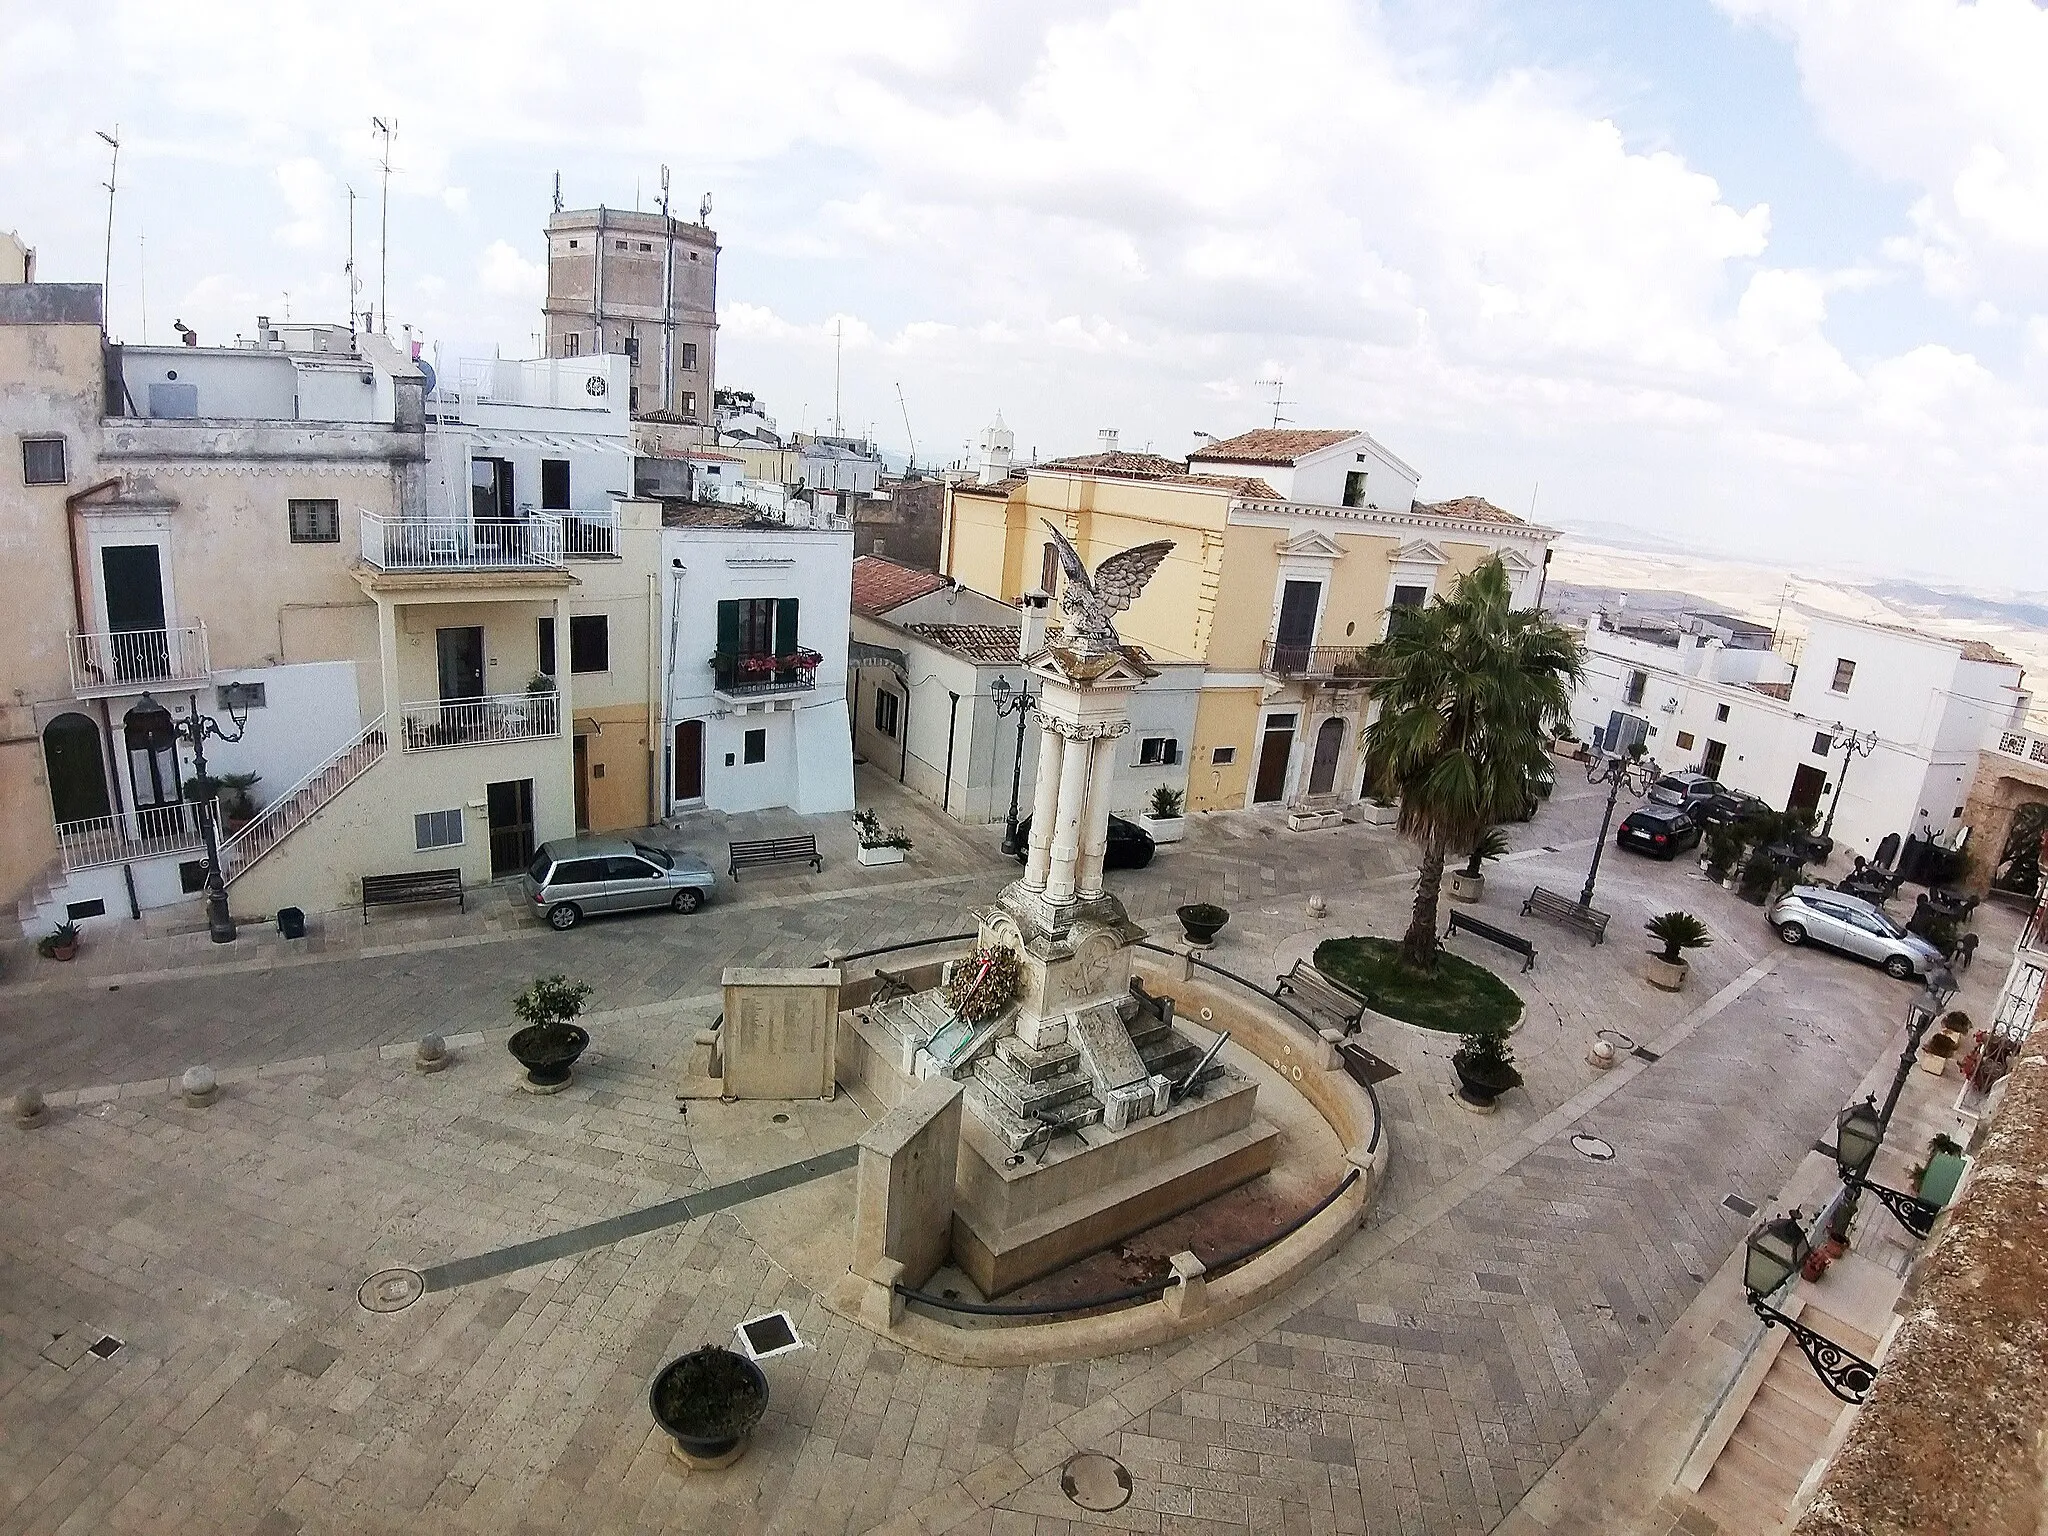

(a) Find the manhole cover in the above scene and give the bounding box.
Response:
[357,1269,425,1313]
[1060,1451,1133,1512]
[1724,1194,1759,1218]
[88,1334,123,1359]
[771,1113,789,1124]
[1570,1134,1616,1161]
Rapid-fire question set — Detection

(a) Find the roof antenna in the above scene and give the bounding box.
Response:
[1254,375,1291,429]
[96,125,120,319]
[552,170,563,215]
[371,116,396,334]
[896,382,916,473]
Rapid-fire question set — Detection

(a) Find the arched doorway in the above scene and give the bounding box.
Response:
[1992,802,2048,900]
[123,698,182,810]
[1307,716,1345,796]
[42,713,112,825]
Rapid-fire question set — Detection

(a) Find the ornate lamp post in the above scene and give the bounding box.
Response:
[988,674,1038,857]
[142,686,251,944]
[1580,744,1659,909]
[1833,1096,1942,1238]
[1821,724,1879,841]
[1742,1209,1878,1404]
[1827,974,1957,1240]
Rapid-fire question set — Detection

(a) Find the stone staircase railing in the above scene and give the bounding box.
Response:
[221,716,388,884]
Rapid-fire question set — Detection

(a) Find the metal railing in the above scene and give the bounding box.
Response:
[221,716,387,882]
[400,692,560,751]
[68,623,211,696]
[359,514,566,570]
[559,510,620,559]
[1259,641,1379,681]
[714,651,820,697]
[55,802,211,872]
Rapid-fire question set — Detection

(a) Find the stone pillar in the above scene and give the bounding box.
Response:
[1077,730,1120,899]
[852,1077,963,1289]
[1023,721,1065,892]
[1045,725,1094,907]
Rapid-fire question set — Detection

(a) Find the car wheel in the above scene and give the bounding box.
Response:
[1884,954,1915,980]
[547,903,582,931]
[671,889,702,915]
[1777,922,1806,946]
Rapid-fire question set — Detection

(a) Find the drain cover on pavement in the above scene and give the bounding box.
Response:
[1061,1451,1133,1512]
[1570,1134,1616,1161]
[1723,1194,1759,1218]
[357,1269,425,1313]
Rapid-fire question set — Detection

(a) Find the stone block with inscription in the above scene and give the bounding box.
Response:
[716,968,840,1100]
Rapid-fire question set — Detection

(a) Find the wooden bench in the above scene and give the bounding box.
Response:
[728,834,822,879]
[361,867,464,918]
[1443,910,1537,972]
[1273,959,1369,1035]
[1521,885,1609,945]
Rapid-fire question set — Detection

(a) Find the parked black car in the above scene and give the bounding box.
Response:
[1011,814,1156,869]
[1697,789,1772,828]
[1616,805,1701,860]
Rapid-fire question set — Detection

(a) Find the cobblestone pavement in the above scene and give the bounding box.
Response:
[2,771,2015,1535]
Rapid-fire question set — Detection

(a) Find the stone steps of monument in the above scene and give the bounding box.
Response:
[1139,1037,1204,1080]
[972,1055,1094,1120]
[993,1035,1081,1083]
[963,1078,1104,1152]
[870,991,954,1049]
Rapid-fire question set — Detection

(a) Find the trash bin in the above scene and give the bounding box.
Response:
[276,907,307,940]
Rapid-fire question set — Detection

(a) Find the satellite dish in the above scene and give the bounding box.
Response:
[418,359,438,394]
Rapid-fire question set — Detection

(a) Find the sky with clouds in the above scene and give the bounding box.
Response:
[5,0,2046,588]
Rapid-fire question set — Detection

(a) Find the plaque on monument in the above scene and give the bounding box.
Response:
[718,968,841,1100]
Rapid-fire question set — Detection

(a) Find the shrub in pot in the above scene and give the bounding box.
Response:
[1142,784,1187,844]
[649,1345,769,1465]
[853,808,913,866]
[38,921,81,962]
[1643,911,1711,991]
[1176,903,1229,946]
[1452,1026,1522,1108]
[1448,827,1508,903]
[507,973,592,1091]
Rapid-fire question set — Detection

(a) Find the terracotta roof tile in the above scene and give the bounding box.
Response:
[852,555,951,615]
[905,623,1023,663]
[1186,428,1357,466]
[1413,495,1522,525]
[1037,451,1189,480]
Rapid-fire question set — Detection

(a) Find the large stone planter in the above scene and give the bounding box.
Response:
[1452,1054,1522,1109]
[1361,801,1400,827]
[649,1346,769,1468]
[1142,815,1185,845]
[1447,871,1484,904]
[507,1024,589,1093]
[857,844,906,868]
[1643,954,1689,992]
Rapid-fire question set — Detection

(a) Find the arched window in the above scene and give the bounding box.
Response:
[1308,716,1345,796]
[42,713,111,824]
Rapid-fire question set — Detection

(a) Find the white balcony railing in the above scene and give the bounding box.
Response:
[68,623,211,696]
[1993,726,2048,769]
[400,692,560,752]
[560,509,620,559]
[359,514,565,571]
[56,802,211,873]
[221,716,388,883]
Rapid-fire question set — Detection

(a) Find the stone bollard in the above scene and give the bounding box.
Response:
[415,1034,450,1074]
[1587,1039,1616,1071]
[1163,1251,1207,1320]
[1307,893,1328,920]
[181,1065,219,1107]
[14,1086,49,1128]
[861,1257,907,1329]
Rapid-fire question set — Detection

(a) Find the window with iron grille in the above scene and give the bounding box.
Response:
[21,437,66,485]
[287,498,339,543]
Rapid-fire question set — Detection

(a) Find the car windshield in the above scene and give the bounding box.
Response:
[631,843,674,870]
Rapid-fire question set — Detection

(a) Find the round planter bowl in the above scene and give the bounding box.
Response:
[650,1346,769,1466]
[48,943,77,962]
[507,1024,589,1091]
[1176,903,1229,947]
[1453,1059,1521,1109]
[1447,871,1484,904]
[1643,954,1689,992]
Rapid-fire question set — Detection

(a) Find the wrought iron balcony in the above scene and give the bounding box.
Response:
[68,623,211,697]
[1259,641,1379,683]
[400,692,561,751]
[713,650,821,699]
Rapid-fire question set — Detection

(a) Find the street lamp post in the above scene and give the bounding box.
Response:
[1833,1095,1943,1238]
[1821,724,1879,841]
[1579,745,1659,909]
[1828,974,1957,1241]
[145,687,251,944]
[1742,1209,1879,1404]
[988,674,1037,857]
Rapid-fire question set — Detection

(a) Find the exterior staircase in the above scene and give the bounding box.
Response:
[220,716,387,884]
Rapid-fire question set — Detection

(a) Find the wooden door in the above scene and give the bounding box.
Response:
[573,735,591,830]
[1307,717,1344,796]
[1788,763,1827,819]
[486,778,536,877]
[1254,715,1296,803]
[673,719,705,801]
[1701,739,1727,780]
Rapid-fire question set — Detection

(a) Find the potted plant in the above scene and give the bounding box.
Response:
[527,671,557,695]
[1176,903,1229,947]
[1362,796,1400,828]
[853,808,912,867]
[38,921,80,962]
[506,974,593,1093]
[1452,1026,1522,1109]
[1919,1030,1960,1076]
[649,1345,769,1466]
[1704,825,1745,886]
[1448,827,1508,903]
[1643,911,1712,991]
[1142,784,1186,845]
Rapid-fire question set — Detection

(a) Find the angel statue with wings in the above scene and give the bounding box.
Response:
[1041,521,1174,653]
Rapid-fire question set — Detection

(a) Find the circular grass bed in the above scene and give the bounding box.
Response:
[1313,936,1523,1035]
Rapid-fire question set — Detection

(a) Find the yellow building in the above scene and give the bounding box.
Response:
[942,429,1557,815]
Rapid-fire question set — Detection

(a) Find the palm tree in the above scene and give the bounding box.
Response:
[1359,558,1583,969]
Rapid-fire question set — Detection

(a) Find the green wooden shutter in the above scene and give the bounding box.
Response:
[716,600,739,659]
[775,597,800,657]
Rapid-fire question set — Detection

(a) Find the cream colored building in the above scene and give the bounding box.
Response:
[941,429,1557,815]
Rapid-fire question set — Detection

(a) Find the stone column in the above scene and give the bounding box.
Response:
[1077,730,1121,899]
[1044,725,1094,906]
[1023,721,1065,893]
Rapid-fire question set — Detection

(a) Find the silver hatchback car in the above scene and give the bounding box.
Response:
[1768,885,1943,980]
[524,836,716,931]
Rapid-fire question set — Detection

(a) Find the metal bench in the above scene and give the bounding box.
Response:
[727,834,823,879]
[1443,910,1537,972]
[360,867,464,919]
[1520,885,1609,945]
[1273,959,1369,1035]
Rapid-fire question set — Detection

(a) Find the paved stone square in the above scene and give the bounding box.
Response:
[1,772,2019,1534]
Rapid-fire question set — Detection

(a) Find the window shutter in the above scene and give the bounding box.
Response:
[775,597,800,657]
[716,600,739,658]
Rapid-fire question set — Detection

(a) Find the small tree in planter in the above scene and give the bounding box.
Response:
[1143,784,1186,844]
[506,974,593,1092]
[1452,1025,1522,1110]
[1448,827,1509,903]
[1643,911,1712,991]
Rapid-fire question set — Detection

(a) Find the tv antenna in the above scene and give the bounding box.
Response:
[371,116,396,334]
[833,319,843,438]
[552,170,563,215]
[96,125,120,316]
[345,185,360,339]
[1253,375,1292,429]
[699,192,713,225]
[896,382,916,473]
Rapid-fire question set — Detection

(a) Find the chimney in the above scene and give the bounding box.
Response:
[1018,589,1050,660]
[1098,428,1119,455]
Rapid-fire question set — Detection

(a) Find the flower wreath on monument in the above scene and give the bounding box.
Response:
[944,943,1022,1023]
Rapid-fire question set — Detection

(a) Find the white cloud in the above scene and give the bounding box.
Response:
[476,239,540,299]
[273,157,334,250]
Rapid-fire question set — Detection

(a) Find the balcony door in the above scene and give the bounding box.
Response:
[436,627,486,702]
[102,544,169,683]
[1273,580,1320,674]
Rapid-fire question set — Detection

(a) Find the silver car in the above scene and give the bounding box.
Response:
[1768,886,1943,980]
[524,836,715,931]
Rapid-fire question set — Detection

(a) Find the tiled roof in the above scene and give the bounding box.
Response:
[1186,428,1356,466]
[660,504,788,530]
[1743,681,1794,700]
[1037,451,1189,480]
[905,623,1023,663]
[852,555,951,615]
[1413,496,1522,525]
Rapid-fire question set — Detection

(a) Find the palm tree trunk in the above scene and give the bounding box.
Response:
[1402,841,1447,970]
